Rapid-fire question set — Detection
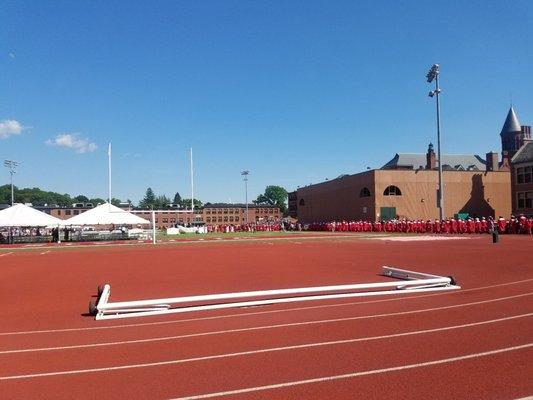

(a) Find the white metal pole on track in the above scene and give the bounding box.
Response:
[92,267,460,320]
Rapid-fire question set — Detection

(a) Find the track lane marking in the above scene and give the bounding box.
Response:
[169,342,533,399]
[0,314,530,380]
[0,252,13,257]
[1,295,531,355]
[1,278,532,336]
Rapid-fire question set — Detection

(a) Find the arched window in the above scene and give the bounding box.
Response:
[299,199,305,206]
[383,185,402,196]
[359,187,371,198]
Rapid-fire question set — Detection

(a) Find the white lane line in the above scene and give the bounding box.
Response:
[2,278,532,336]
[40,251,50,255]
[169,342,533,400]
[0,252,13,257]
[0,314,531,380]
[1,295,531,355]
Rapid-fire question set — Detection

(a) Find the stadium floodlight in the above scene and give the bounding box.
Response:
[426,64,439,83]
[426,63,444,220]
[241,170,250,224]
[4,160,19,206]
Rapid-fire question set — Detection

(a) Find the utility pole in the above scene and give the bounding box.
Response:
[4,160,19,206]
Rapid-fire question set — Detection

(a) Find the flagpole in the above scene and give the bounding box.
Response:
[190,148,194,215]
[108,143,112,206]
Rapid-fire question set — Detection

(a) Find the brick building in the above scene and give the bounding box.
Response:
[36,202,281,229]
[502,107,533,216]
[290,108,533,223]
[203,203,281,226]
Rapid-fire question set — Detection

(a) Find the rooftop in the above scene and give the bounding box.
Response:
[382,153,486,171]
[511,141,533,164]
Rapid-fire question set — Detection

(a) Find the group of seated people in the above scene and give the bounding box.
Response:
[306,215,533,235]
[206,222,282,233]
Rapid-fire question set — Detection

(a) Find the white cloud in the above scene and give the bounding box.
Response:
[0,119,24,139]
[46,133,98,154]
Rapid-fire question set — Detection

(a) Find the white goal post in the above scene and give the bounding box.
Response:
[89,266,460,320]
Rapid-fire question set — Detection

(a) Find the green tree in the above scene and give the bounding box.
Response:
[180,198,203,209]
[74,195,89,203]
[254,185,288,214]
[154,195,171,209]
[89,198,106,206]
[139,187,156,208]
[173,192,182,206]
[111,198,122,206]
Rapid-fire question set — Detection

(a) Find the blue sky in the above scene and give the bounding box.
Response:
[1,0,532,204]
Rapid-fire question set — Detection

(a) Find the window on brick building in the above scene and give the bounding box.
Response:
[360,187,371,197]
[517,166,532,184]
[383,185,402,196]
[66,210,71,215]
[299,199,305,206]
[73,210,80,215]
[517,192,532,209]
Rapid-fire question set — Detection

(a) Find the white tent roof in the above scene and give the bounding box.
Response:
[64,203,150,226]
[0,204,63,227]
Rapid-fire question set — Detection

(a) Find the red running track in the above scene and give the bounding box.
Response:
[0,235,532,399]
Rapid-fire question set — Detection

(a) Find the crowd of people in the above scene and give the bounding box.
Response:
[306,215,533,235]
[206,222,283,233]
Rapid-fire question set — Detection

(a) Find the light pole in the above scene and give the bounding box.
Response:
[241,170,249,224]
[4,160,19,206]
[427,64,444,220]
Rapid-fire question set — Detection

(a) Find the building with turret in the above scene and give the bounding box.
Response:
[289,107,530,222]
[504,107,533,216]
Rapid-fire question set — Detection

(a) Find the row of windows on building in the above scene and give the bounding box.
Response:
[517,191,533,209]
[205,216,241,223]
[204,208,277,214]
[516,166,532,184]
[299,186,402,206]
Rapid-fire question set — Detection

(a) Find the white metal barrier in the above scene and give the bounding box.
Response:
[89,266,460,320]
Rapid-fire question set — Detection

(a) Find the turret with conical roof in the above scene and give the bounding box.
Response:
[500,107,530,159]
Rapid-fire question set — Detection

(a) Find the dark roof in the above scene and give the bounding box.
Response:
[500,107,522,135]
[382,153,486,171]
[204,203,278,209]
[512,141,533,164]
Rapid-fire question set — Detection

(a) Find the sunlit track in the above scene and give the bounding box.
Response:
[1,314,530,380]
[2,236,532,399]
[168,343,533,400]
[1,292,531,354]
[2,277,532,336]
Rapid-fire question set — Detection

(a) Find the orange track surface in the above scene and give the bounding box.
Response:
[1,235,532,399]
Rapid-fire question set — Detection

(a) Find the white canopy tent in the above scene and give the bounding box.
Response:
[0,204,63,227]
[64,203,150,226]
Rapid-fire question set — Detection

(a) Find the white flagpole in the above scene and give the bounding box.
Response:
[190,148,194,215]
[108,143,112,206]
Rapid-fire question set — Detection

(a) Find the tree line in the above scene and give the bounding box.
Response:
[1,184,289,213]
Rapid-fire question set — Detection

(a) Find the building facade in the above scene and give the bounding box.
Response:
[36,203,281,229]
[203,204,281,226]
[292,108,531,223]
[511,142,533,216]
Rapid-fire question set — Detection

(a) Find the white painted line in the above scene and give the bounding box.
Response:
[1,296,531,355]
[0,252,13,257]
[169,342,533,399]
[0,314,531,380]
[40,251,50,255]
[1,278,532,336]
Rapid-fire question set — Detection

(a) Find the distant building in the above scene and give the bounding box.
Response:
[511,141,533,216]
[291,108,532,222]
[35,202,281,229]
[203,203,281,226]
